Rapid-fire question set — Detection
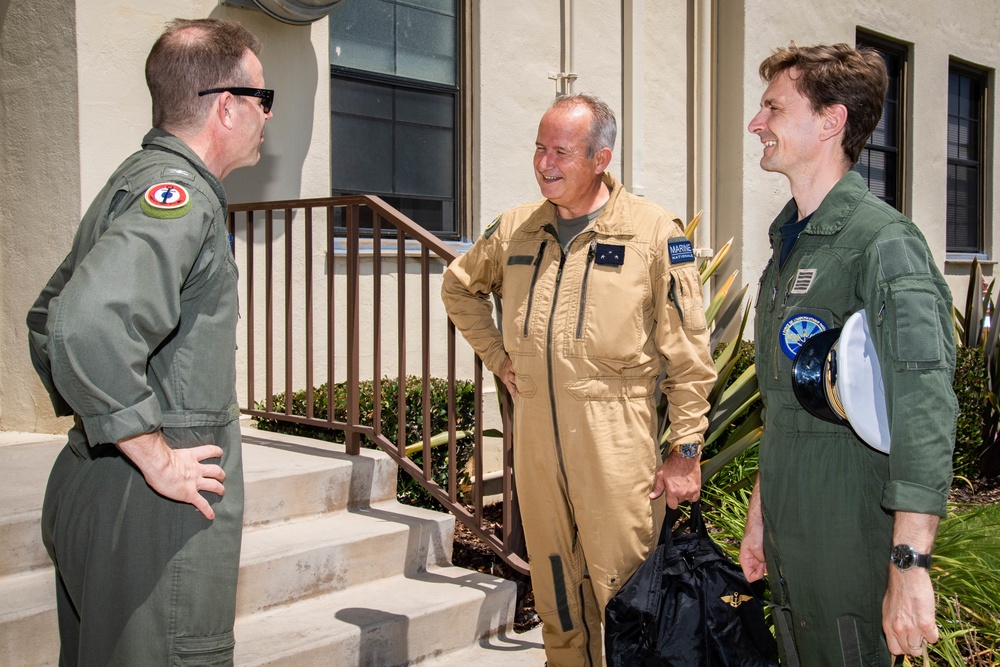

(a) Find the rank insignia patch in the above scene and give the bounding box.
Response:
[595,243,625,266]
[780,314,828,360]
[141,183,191,219]
[667,237,695,264]
[790,268,817,295]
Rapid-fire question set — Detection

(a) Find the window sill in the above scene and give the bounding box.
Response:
[945,253,995,266]
[328,237,473,258]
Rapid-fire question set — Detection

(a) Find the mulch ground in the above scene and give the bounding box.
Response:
[451,475,1000,634]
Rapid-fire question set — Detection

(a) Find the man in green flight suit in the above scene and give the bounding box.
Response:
[739,44,956,666]
[27,18,273,666]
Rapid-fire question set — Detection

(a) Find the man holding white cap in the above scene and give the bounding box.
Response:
[740,43,956,666]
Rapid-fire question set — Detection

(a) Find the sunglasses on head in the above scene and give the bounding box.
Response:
[198,87,274,114]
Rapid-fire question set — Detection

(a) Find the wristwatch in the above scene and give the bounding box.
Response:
[677,442,702,459]
[890,544,932,571]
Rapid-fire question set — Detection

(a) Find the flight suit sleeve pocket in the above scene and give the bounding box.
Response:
[668,269,708,332]
[889,289,943,366]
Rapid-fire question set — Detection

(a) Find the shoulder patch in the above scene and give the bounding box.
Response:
[876,236,931,281]
[667,236,695,264]
[483,214,502,240]
[141,182,191,219]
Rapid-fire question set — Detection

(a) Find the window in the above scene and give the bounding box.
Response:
[854,33,906,212]
[329,0,460,237]
[947,63,988,254]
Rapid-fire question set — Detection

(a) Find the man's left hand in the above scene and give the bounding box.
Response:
[649,449,701,509]
[883,567,938,658]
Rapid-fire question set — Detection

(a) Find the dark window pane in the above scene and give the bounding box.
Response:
[331,115,393,192]
[331,77,393,120]
[396,88,454,126]
[329,0,395,75]
[946,65,985,253]
[397,5,456,84]
[396,124,454,197]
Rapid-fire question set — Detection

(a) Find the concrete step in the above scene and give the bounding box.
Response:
[0,568,58,666]
[241,430,400,526]
[237,501,457,615]
[233,566,516,667]
[417,624,546,666]
[0,438,64,576]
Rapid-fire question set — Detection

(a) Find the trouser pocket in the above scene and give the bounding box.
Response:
[171,631,235,666]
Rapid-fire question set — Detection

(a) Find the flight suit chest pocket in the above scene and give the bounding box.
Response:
[565,241,648,362]
[501,241,550,355]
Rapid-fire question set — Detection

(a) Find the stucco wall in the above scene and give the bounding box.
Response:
[0,0,81,433]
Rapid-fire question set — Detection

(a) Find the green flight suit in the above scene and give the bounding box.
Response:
[27,129,244,666]
[753,171,955,666]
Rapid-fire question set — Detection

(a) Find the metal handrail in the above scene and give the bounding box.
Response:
[227,195,528,574]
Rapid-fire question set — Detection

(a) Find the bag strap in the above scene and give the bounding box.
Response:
[658,501,710,546]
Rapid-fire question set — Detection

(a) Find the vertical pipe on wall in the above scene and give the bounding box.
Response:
[622,0,644,196]
[692,0,715,263]
[552,0,577,96]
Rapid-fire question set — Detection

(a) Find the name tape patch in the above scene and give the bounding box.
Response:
[668,237,695,264]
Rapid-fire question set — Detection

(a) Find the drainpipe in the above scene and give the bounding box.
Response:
[549,0,578,95]
[692,0,716,309]
[622,0,644,196]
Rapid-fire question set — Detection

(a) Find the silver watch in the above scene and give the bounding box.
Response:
[678,442,701,459]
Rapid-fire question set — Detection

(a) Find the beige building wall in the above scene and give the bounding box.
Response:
[3,0,999,435]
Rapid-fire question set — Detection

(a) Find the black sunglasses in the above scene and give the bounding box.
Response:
[198,87,274,114]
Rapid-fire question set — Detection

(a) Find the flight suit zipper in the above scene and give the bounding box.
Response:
[575,240,597,338]
[668,275,685,326]
[522,241,549,338]
[547,250,574,500]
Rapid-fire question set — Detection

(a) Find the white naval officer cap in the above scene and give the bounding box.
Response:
[790,310,891,453]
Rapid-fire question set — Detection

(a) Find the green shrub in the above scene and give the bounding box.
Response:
[253,376,477,510]
[954,346,989,478]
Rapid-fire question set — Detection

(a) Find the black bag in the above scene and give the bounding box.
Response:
[605,501,779,667]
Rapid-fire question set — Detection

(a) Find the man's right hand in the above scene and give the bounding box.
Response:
[740,474,767,582]
[499,356,518,397]
[116,431,226,520]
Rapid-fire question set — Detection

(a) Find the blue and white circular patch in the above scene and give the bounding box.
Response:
[780,314,828,360]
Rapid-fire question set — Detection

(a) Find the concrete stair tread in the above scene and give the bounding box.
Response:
[236,501,457,614]
[0,568,55,624]
[241,501,453,563]
[234,566,515,666]
[240,429,399,526]
[418,625,546,666]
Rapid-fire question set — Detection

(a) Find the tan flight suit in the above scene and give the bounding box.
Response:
[442,173,716,666]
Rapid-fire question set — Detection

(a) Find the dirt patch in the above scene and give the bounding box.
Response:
[949,473,1000,505]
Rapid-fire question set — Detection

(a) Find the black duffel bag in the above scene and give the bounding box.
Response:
[605,501,778,666]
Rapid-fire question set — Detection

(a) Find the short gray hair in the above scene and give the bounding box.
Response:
[551,93,617,158]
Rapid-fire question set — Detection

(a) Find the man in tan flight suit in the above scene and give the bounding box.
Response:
[441,93,716,666]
